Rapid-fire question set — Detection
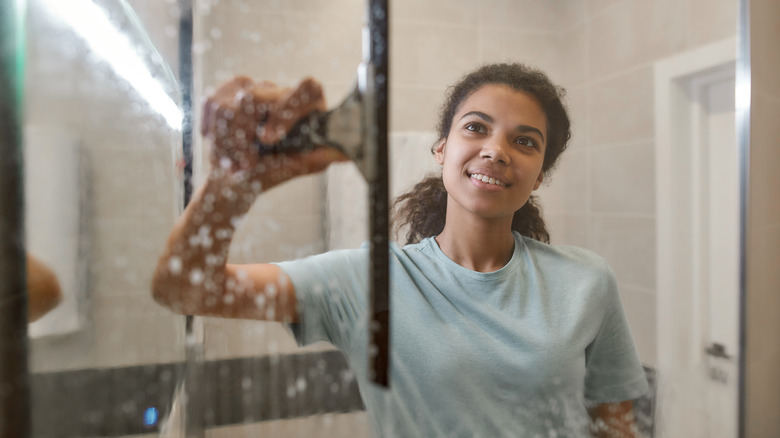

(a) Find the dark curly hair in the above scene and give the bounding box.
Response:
[393,63,571,244]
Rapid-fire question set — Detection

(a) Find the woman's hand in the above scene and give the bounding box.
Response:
[200,76,348,189]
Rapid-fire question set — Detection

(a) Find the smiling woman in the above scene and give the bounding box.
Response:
[433,84,548,258]
[152,62,648,437]
[394,63,571,246]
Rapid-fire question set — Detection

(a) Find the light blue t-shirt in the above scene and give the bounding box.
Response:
[276,232,648,437]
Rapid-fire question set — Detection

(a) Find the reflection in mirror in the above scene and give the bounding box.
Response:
[15,0,748,437]
[23,0,185,435]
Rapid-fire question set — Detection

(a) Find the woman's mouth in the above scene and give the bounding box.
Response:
[469,173,507,187]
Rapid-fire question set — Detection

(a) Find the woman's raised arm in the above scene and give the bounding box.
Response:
[151,77,347,322]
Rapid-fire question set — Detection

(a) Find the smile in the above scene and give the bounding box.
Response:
[470,173,507,187]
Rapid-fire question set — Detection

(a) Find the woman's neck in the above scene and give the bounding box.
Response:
[435,213,515,273]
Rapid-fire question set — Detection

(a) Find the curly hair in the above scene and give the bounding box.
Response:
[393,63,571,244]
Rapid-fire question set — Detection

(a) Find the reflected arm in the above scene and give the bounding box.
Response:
[26,253,63,322]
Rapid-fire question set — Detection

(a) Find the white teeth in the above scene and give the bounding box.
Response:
[470,173,506,187]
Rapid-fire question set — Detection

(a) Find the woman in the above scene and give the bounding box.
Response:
[153,63,648,437]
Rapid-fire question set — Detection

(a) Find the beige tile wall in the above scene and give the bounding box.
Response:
[553,0,738,367]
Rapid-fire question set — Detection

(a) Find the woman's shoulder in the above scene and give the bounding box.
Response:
[517,234,614,278]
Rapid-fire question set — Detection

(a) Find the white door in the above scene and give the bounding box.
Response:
[701,76,739,438]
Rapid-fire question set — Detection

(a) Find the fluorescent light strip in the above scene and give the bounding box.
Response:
[43,0,182,130]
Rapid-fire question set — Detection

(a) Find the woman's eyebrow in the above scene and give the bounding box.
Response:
[460,111,545,143]
[516,125,545,143]
[460,111,493,123]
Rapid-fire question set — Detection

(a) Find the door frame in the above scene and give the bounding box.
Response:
[653,37,737,437]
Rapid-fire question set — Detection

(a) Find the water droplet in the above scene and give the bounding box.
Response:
[189,269,204,285]
[340,369,355,382]
[221,187,236,200]
[206,253,221,265]
[219,365,230,377]
[296,377,307,392]
[230,214,245,228]
[168,257,182,274]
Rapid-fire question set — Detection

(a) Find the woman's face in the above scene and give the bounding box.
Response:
[434,84,547,224]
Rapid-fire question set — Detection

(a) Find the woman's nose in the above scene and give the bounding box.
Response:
[480,140,511,164]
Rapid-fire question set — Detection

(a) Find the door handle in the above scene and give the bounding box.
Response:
[705,342,732,359]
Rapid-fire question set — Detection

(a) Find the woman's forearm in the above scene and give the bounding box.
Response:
[151,172,260,314]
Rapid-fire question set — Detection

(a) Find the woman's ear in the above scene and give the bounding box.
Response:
[433,139,446,165]
[532,170,544,191]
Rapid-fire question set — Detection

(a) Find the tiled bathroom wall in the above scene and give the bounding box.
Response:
[549,0,738,367]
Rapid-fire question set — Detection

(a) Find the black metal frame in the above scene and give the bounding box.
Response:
[0,1,31,437]
[366,0,391,388]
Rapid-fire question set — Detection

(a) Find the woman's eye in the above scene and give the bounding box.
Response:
[515,136,538,148]
[464,123,486,134]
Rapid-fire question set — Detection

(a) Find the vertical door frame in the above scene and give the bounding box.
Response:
[653,37,737,437]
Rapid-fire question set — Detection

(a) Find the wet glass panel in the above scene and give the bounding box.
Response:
[16,0,749,437]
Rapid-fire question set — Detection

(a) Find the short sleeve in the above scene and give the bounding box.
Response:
[274,247,369,351]
[583,264,649,403]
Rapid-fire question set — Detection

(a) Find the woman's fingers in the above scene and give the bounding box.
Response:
[261,77,326,145]
[252,146,350,188]
[200,76,256,138]
[201,76,342,183]
[301,146,350,173]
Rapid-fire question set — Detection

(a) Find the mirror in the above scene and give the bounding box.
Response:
[12,0,753,436]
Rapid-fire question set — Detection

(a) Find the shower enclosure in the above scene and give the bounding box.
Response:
[2,0,778,436]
